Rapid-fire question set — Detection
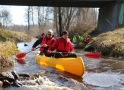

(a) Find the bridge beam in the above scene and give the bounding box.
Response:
[0,0,117,7]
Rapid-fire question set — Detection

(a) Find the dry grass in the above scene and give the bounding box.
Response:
[84,28,124,57]
[0,41,20,71]
[0,29,35,71]
[0,29,34,42]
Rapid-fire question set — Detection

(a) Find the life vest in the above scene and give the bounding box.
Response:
[40,36,54,52]
[56,37,73,56]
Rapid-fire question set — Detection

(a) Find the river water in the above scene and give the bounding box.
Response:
[1,41,124,90]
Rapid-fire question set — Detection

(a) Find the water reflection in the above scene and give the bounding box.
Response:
[98,58,124,74]
[83,72,124,87]
[81,53,124,89]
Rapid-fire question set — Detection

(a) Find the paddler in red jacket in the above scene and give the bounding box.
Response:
[31,29,55,57]
[83,35,91,45]
[48,30,77,58]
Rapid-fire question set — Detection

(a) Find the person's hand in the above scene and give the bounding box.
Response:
[31,48,35,51]
[48,50,55,53]
[70,52,75,54]
[42,44,47,47]
[48,50,52,53]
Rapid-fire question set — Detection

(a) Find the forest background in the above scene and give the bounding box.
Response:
[0,6,98,39]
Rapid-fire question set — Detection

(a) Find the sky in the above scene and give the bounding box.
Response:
[10,6,27,25]
[9,6,50,25]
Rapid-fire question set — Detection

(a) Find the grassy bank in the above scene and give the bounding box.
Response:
[0,29,33,42]
[84,27,124,57]
[0,29,35,71]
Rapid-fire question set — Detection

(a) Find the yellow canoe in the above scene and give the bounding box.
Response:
[35,54,85,76]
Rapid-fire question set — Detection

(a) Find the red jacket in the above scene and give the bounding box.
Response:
[84,37,91,43]
[40,36,54,52]
[48,37,74,56]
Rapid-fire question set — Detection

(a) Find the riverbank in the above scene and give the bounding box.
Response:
[84,27,124,58]
[0,29,36,71]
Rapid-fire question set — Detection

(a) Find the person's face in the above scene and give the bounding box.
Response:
[47,34,52,38]
[62,34,68,39]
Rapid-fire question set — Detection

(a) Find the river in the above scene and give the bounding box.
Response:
[0,41,124,90]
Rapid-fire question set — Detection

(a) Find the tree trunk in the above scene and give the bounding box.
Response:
[37,6,41,29]
[31,7,34,25]
[58,7,62,36]
[53,7,59,36]
[27,6,30,31]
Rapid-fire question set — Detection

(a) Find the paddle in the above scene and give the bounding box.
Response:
[16,47,40,59]
[15,58,26,64]
[16,48,101,64]
[83,52,101,59]
[48,51,101,59]
[15,47,41,64]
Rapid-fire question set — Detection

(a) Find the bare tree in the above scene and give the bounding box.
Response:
[27,6,31,30]
[36,7,53,31]
[1,9,11,29]
[53,7,98,38]
[53,7,59,36]
[31,7,34,25]
[37,6,41,29]
[54,7,78,34]
[25,6,31,31]
[22,6,98,38]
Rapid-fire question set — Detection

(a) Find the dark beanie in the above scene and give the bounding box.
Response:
[61,30,69,36]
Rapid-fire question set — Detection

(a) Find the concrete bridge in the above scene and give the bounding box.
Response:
[0,0,118,7]
[0,0,124,32]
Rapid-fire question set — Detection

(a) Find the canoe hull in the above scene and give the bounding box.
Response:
[35,54,85,76]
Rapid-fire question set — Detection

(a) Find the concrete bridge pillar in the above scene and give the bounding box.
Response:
[97,2,120,32]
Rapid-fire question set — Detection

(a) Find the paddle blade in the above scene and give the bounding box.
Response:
[16,58,25,64]
[16,53,26,59]
[84,53,101,59]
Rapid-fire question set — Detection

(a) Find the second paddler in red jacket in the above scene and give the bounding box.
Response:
[31,29,55,57]
[48,30,77,58]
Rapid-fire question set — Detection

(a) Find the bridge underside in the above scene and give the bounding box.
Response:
[0,0,117,7]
